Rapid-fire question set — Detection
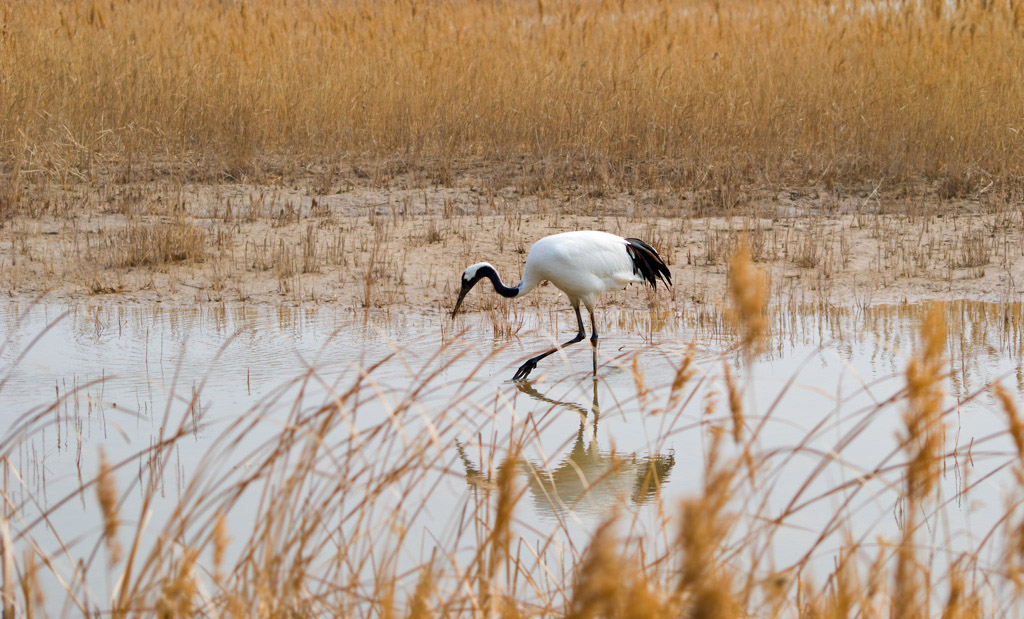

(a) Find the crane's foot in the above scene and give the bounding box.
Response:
[591,347,597,376]
[512,358,539,381]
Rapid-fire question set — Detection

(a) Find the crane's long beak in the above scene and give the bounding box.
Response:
[451,284,471,319]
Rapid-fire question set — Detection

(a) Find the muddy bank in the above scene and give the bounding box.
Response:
[1,178,1019,310]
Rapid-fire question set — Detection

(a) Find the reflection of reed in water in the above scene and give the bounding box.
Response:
[455,379,674,517]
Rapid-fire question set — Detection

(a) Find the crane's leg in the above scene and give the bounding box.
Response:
[512,305,586,380]
[588,307,599,376]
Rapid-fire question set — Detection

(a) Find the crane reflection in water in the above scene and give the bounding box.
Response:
[456,378,675,517]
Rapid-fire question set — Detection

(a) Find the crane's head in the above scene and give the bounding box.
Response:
[451,262,494,318]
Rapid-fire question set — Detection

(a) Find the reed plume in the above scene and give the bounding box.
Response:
[155,552,197,619]
[995,382,1024,466]
[633,355,651,409]
[96,447,122,566]
[674,432,740,619]
[942,559,983,619]
[995,380,1024,590]
[727,241,768,357]
[723,363,743,445]
[213,512,229,581]
[902,302,948,502]
[566,516,624,619]
[18,550,42,619]
[408,564,435,619]
[894,302,948,619]
[666,345,697,413]
[567,514,668,619]
[479,450,520,616]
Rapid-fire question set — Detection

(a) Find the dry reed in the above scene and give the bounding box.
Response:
[108,220,207,269]
[4,0,1024,189]
[565,514,669,619]
[996,382,1024,465]
[212,512,229,581]
[727,241,769,356]
[95,447,122,567]
[902,302,948,503]
[723,363,743,445]
[675,433,740,619]
[894,302,948,618]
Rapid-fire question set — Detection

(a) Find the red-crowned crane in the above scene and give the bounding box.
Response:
[451,230,671,380]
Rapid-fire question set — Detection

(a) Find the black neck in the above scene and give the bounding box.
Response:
[480,266,519,298]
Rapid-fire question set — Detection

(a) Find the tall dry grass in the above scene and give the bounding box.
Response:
[2,0,1024,188]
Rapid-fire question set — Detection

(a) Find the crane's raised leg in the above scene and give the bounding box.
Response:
[512,305,587,381]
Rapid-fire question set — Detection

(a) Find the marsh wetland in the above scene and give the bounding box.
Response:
[3,299,1024,615]
[7,0,1024,615]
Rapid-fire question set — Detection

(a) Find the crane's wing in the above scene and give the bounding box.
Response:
[624,238,672,288]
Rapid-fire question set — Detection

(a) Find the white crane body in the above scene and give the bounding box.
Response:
[516,231,644,310]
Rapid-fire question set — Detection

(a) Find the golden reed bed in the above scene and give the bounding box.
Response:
[2,0,1024,189]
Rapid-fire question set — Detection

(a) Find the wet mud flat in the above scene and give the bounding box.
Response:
[3,179,1023,310]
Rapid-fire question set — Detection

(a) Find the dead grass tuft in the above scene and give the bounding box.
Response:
[110,219,207,268]
[952,231,991,273]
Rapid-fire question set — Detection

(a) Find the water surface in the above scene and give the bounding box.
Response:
[2,300,1022,611]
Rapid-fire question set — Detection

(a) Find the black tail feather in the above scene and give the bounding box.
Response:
[625,238,672,289]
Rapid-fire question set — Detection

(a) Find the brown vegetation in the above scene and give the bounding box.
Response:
[2,0,1024,190]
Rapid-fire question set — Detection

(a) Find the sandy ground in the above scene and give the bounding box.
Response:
[1,175,1021,312]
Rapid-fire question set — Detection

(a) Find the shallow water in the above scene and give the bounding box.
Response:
[2,300,1023,612]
